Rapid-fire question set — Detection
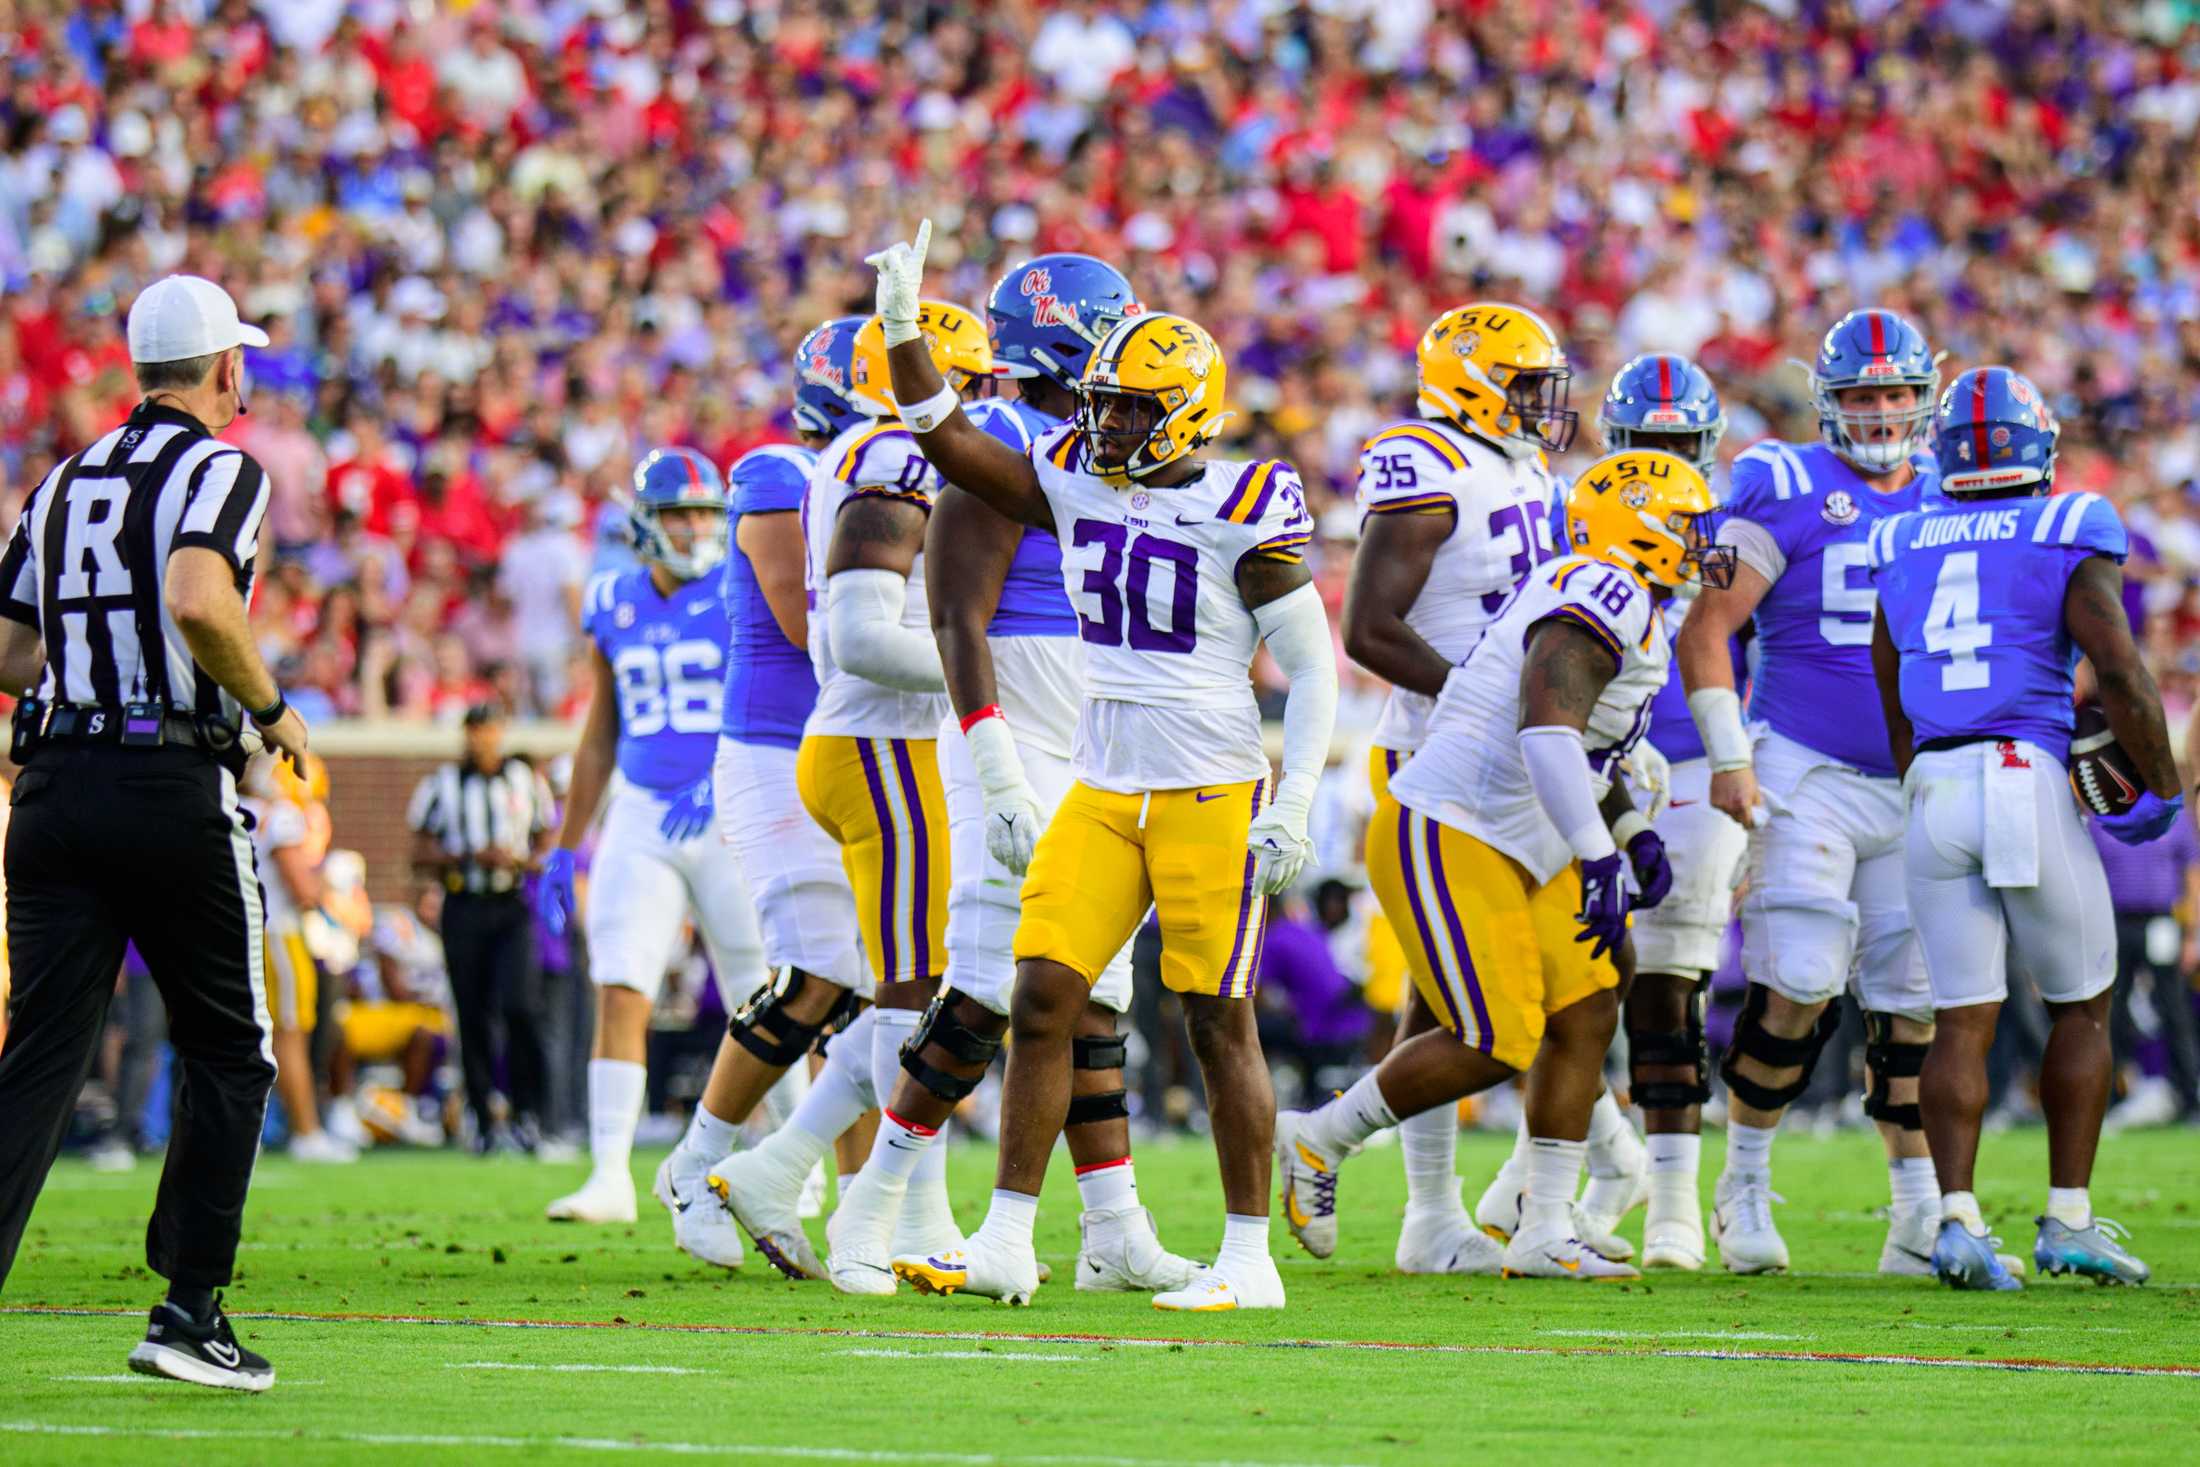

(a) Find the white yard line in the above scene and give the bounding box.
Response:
[832,1348,1089,1363]
[1539,1329,1811,1342]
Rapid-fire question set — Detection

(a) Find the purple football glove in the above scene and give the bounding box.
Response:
[1625,827,1672,909]
[1576,850,1632,961]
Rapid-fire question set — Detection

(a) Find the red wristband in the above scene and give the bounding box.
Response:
[959,703,1005,734]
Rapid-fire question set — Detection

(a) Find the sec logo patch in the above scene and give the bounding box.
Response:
[614,603,636,629]
[1820,490,1859,526]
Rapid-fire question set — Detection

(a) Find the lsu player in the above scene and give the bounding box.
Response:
[769,295,994,1269]
[824,255,1192,1296]
[870,222,1337,1310]
[1592,355,1749,1269]
[1340,302,1586,1275]
[1676,308,1942,1275]
[539,449,769,1232]
[247,753,353,1162]
[1282,450,1723,1279]
[1869,368,2174,1289]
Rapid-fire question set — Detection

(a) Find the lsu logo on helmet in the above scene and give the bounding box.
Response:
[849,300,994,416]
[1076,313,1232,485]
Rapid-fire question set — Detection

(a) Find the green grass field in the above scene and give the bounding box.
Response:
[5,1127,2198,1466]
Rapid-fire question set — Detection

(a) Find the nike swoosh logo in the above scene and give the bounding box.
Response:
[206,1340,241,1368]
[1285,1194,1312,1227]
[1175,515,1204,526]
[1667,799,1696,808]
[1194,791,1225,803]
[1893,1245,1931,1263]
[674,1196,692,1214]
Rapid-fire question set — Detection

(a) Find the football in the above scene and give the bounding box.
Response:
[2069,700,2143,817]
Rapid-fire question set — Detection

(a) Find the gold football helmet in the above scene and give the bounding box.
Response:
[1564,449,1733,591]
[1076,313,1230,484]
[848,300,994,417]
[1416,303,1576,457]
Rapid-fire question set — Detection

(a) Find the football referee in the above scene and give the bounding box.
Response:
[0,275,309,1393]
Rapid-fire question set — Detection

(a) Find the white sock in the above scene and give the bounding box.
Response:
[1520,1136,1585,1235]
[1889,1155,1938,1212]
[1941,1189,1985,1235]
[868,1108,939,1184]
[586,1058,647,1181]
[1585,1089,1635,1178]
[870,1008,921,1118]
[1299,1071,1397,1160]
[759,1055,808,1131]
[975,1188,1039,1251]
[913,1117,950,1185]
[1075,1157,1140,1214]
[1216,1213,1270,1269]
[1398,1104,1462,1217]
[828,1008,879,1111]
[2046,1186,2091,1230]
[1508,1112,1532,1168]
[1646,1133,1701,1176]
[787,1013,876,1146]
[681,1099,741,1159]
[1724,1120,1776,1183]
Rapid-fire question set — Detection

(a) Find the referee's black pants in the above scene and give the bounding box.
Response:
[0,745,276,1294]
[441,890,547,1135]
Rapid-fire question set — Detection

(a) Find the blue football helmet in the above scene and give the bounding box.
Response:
[628,447,729,579]
[987,254,1141,391]
[1933,366,2059,498]
[793,316,865,439]
[1805,308,1940,473]
[1597,353,1727,476]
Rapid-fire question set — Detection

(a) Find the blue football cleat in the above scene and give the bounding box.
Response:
[2033,1216,2150,1286]
[1931,1220,2023,1291]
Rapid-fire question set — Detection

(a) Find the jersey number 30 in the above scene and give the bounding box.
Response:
[1069,521,1197,653]
[613,640,722,735]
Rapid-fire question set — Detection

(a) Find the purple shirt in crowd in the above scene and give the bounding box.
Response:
[1257,913,1373,1049]
[2091,812,2200,915]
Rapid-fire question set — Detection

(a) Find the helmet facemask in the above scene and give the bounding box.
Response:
[633,502,729,581]
[1501,366,1579,454]
[1078,382,1173,482]
[1817,379,1937,474]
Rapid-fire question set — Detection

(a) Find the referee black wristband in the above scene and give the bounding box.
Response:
[248,693,287,727]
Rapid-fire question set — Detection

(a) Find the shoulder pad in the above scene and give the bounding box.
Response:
[1215,459,1307,527]
[2034,491,2127,559]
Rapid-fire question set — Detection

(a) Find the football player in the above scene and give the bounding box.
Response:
[680,321,886,1277]
[246,753,353,1163]
[540,449,769,1230]
[824,255,1194,1296]
[871,222,1336,1310]
[1278,449,1723,1281]
[1594,354,1749,1269]
[1676,308,1943,1275]
[1341,303,1599,1275]
[1868,366,2174,1288]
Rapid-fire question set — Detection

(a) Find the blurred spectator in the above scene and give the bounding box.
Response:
[2095,814,2200,1130]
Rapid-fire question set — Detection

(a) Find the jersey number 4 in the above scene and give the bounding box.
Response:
[1069,521,1197,653]
[613,640,722,735]
[1921,551,1991,691]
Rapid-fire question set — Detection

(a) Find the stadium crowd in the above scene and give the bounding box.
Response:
[6,0,2200,1150]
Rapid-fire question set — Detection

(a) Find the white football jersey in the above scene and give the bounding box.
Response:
[801,418,954,741]
[1355,417,1562,753]
[1031,428,1313,792]
[1389,554,1670,885]
[248,795,312,928]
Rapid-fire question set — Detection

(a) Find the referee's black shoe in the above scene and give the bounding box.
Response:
[126,1295,275,1392]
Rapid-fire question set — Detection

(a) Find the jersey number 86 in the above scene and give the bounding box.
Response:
[613,640,723,736]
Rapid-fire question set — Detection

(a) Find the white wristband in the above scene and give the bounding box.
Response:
[1687,686,1754,772]
[900,382,960,434]
[880,315,920,348]
[1611,810,1653,849]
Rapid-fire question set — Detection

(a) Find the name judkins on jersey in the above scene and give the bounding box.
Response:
[1904,507,2024,549]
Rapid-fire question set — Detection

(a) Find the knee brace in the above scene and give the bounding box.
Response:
[1065,1031,1130,1128]
[1628,988,1708,1112]
[1862,1012,1928,1131]
[728,969,860,1066]
[899,990,1004,1105]
[1718,982,1840,1113]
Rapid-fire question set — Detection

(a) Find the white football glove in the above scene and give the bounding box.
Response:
[1621,738,1672,822]
[1247,774,1317,897]
[965,714,1044,876]
[863,219,931,348]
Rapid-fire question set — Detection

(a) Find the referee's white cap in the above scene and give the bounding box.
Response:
[127,275,271,364]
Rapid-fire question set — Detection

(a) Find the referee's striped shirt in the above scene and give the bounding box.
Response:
[0,401,270,725]
[408,758,553,895]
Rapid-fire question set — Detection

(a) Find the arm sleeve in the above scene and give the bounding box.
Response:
[1518,724,1619,863]
[172,450,271,574]
[826,568,946,693]
[1252,582,1338,808]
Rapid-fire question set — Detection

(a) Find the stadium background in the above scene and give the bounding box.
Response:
[5,1,2200,1130]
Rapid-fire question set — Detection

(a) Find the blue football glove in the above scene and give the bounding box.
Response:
[1575,850,1632,961]
[2098,790,2184,847]
[1625,827,1672,910]
[541,848,578,935]
[659,777,715,843]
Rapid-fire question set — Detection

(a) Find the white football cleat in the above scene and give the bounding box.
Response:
[1076,1207,1198,1293]
[1879,1203,1939,1277]
[1394,1211,1505,1275]
[1473,1153,1526,1241]
[289,1130,359,1165]
[1641,1176,1705,1271]
[1571,1202,1636,1263]
[1501,1222,1641,1281]
[654,1147,743,1269]
[826,1169,907,1296]
[1273,1110,1343,1259]
[892,1179,962,1263]
[1152,1256,1285,1311]
[892,1230,1040,1305]
[545,1169,636,1223]
[1710,1176,1789,1275]
[797,1161,827,1219]
[1578,1128,1648,1258]
[706,1152,825,1280]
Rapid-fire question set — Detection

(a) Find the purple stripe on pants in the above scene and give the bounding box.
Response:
[1396,811,1467,1037]
[890,739,933,979]
[1218,778,1267,997]
[1422,817,1495,1054]
[856,740,899,983]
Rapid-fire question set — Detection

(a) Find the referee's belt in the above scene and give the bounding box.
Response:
[43,704,237,753]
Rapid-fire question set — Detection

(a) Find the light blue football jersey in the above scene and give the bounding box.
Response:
[1868,491,2126,765]
[965,397,1080,638]
[720,443,820,749]
[1724,439,1939,776]
[583,566,727,790]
